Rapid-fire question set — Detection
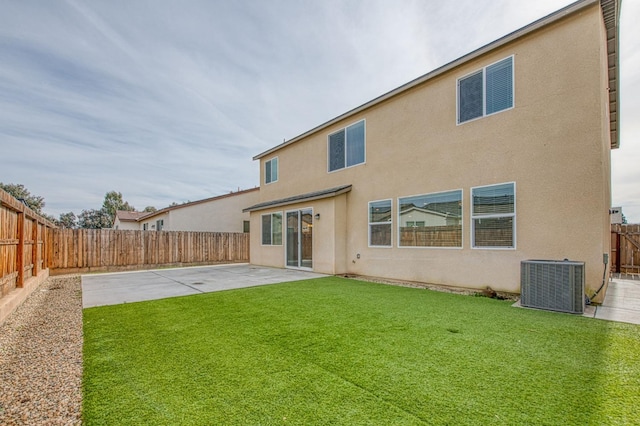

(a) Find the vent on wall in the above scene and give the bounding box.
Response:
[520,260,585,314]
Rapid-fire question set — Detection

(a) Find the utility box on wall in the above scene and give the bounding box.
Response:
[520,260,585,314]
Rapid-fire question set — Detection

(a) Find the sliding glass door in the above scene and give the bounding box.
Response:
[286,209,313,269]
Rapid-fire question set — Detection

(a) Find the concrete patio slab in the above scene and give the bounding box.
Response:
[590,278,640,325]
[81,263,327,308]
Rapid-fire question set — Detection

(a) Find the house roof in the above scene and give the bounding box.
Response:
[243,185,352,212]
[138,187,259,221]
[115,210,148,222]
[400,205,461,219]
[117,187,259,223]
[254,0,621,160]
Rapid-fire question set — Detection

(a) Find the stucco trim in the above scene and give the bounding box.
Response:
[243,185,352,212]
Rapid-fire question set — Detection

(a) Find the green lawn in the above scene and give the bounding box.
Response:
[83,277,639,425]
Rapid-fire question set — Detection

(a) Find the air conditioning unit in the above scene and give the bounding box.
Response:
[520,260,585,314]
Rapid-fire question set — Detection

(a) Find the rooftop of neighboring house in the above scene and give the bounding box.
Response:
[114,210,148,222]
[130,187,259,222]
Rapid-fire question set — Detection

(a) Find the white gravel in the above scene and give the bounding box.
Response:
[0,275,83,425]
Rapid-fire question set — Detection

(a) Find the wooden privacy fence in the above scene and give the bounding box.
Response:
[611,223,640,275]
[50,229,250,275]
[399,226,463,247]
[0,189,55,298]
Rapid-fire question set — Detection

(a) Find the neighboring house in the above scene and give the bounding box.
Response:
[114,188,259,233]
[244,0,621,298]
[610,207,623,224]
[113,211,148,230]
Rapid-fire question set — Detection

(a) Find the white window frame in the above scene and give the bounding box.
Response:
[265,157,278,185]
[456,55,515,125]
[470,182,516,250]
[397,189,463,249]
[327,119,366,173]
[261,212,283,246]
[368,199,392,248]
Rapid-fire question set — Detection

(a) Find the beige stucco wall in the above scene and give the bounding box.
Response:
[140,212,169,231]
[248,194,348,273]
[250,4,612,297]
[167,190,258,232]
[113,219,139,231]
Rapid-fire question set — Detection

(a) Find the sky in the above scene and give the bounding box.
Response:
[1,0,638,222]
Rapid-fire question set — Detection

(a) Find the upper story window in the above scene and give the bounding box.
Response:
[328,120,365,172]
[265,157,278,184]
[471,182,515,249]
[458,56,514,124]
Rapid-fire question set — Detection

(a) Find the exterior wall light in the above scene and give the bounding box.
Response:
[314,213,320,220]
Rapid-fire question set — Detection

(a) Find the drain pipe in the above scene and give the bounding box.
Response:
[587,253,609,304]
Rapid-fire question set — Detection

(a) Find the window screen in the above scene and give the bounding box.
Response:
[261,215,272,245]
[328,130,346,172]
[328,120,365,171]
[458,71,483,123]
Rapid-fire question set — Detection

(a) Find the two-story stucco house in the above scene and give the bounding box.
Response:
[244,0,621,302]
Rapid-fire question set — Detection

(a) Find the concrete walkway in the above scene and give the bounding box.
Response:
[584,277,640,325]
[81,263,326,308]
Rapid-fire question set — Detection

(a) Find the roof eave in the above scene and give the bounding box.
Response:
[243,185,352,212]
[601,0,621,149]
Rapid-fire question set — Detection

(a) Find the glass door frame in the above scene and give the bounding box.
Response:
[285,207,313,270]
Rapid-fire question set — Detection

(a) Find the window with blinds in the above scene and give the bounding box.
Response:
[369,199,392,247]
[471,182,515,248]
[328,120,365,172]
[458,56,513,124]
[265,157,278,184]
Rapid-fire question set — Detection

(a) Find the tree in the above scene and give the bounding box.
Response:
[0,182,45,214]
[57,212,77,229]
[102,191,135,224]
[78,209,112,229]
[143,206,157,213]
[75,191,136,228]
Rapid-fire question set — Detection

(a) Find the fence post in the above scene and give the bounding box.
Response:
[32,219,39,276]
[16,211,25,287]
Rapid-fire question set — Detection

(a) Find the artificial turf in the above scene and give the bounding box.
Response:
[83,277,640,425]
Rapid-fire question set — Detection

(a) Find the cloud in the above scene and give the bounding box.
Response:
[0,0,637,223]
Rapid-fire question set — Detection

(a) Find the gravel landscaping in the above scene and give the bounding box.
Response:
[0,275,83,425]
